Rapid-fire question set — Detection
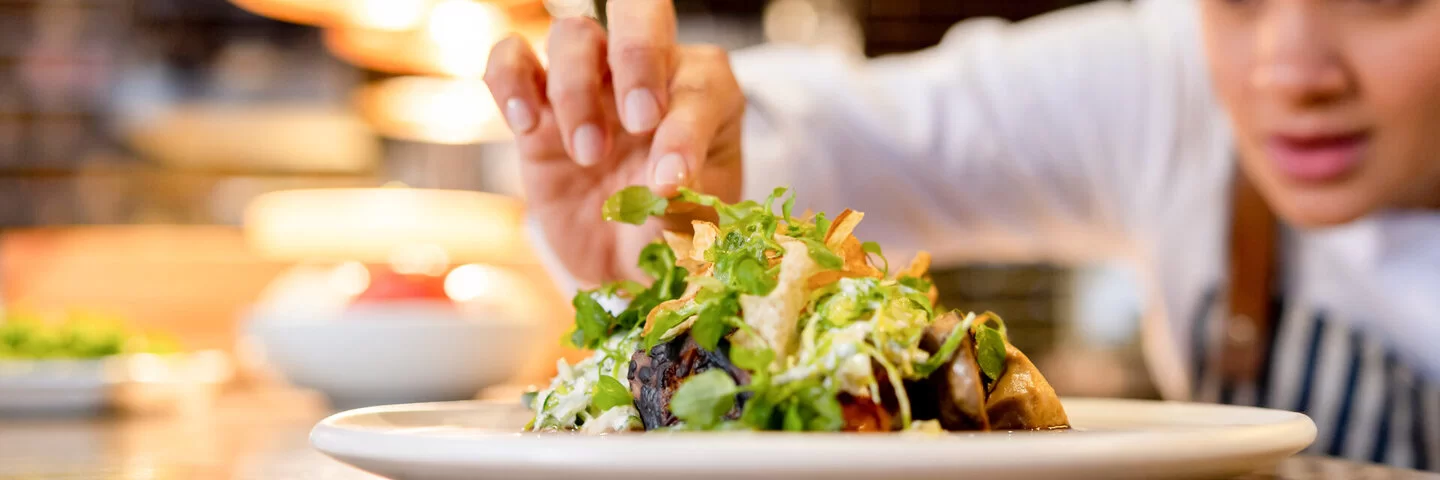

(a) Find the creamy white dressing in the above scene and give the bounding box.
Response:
[583,406,641,434]
[529,331,639,431]
[834,353,874,396]
[775,317,877,396]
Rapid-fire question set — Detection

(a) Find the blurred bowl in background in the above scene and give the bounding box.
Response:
[242,302,539,410]
[0,358,110,415]
[0,351,233,417]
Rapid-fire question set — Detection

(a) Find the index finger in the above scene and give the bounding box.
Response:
[606,0,677,134]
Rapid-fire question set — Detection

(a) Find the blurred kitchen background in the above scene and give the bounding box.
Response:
[0,0,1157,411]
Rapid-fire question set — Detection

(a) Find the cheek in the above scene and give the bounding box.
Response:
[1347,19,1440,196]
[1198,9,1255,109]
[1199,9,1274,194]
[1198,7,1259,141]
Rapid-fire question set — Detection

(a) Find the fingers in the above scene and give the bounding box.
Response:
[606,0,677,134]
[546,16,613,167]
[484,35,546,135]
[648,45,742,196]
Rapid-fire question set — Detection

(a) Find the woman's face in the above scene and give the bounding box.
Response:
[1201,0,1440,227]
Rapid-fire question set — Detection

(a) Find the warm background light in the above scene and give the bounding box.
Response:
[322,9,535,78]
[429,1,506,47]
[355,76,508,144]
[346,0,432,31]
[229,0,344,26]
[330,261,372,297]
[243,187,528,264]
[123,104,381,173]
[388,243,451,276]
[232,0,552,145]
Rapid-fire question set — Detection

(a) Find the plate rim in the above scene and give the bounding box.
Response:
[311,397,1317,476]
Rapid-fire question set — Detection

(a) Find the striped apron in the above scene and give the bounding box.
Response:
[1191,287,1440,470]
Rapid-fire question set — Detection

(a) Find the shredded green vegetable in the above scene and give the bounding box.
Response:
[529,185,1004,433]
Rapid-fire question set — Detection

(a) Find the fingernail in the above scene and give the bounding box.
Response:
[572,124,604,167]
[504,98,536,133]
[652,153,688,188]
[621,89,660,132]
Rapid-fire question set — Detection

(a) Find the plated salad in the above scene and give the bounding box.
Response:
[526,187,1068,433]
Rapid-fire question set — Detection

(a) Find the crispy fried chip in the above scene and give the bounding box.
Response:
[642,297,691,336]
[898,251,932,279]
[690,221,719,262]
[668,221,719,275]
[662,230,695,269]
[661,315,698,341]
[681,263,714,298]
[641,262,713,338]
[838,235,884,278]
[824,209,864,250]
[692,221,719,255]
[807,269,869,289]
[734,239,820,361]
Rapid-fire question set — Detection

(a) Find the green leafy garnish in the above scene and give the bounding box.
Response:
[643,305,693,349]
[596,280,648,298]
[603,186,669,225]
[812,213,831,241]
[798,238,843,270]
[592,375,634,411]
[670,369,739,429]
[568,240,687,350]
[690,293,739,351]
[898,275,932,292]
[730,345,775,373]
[974,324,1007,383]
[913,313,969,377]
[724,255,777,295]
[783,403,805,431]
[739,391,778,430]
[569,293,616,349]
[637,242,678,280]
[542,184,1039,434]
[861,241,888,275]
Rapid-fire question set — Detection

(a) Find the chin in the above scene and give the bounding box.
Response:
[1240,153,1388,229]
[1266,186,1379,229]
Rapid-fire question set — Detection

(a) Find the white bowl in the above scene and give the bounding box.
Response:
[0,351,233,417]
[0,358,111,415]
[244,303,539,410]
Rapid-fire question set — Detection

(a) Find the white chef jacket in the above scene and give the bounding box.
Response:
[721,0,1440,468]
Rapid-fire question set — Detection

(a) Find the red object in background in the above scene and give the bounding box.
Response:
[352,266,453,304]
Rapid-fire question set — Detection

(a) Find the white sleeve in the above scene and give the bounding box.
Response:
[734,0,1220,265]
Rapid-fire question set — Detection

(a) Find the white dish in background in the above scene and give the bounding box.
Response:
[244,303,540,410]
[0,352,232,416]
[0,358,110,415]
[311,398,1316,480]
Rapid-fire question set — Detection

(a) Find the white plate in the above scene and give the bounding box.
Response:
[311,398,1316,480]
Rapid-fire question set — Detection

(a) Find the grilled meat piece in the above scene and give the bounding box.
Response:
[908,311,1069,432]
[627,334,751,430]
[908,311,990,431]
[985,343,1070,430]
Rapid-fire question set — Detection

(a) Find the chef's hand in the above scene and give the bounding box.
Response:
[484,0,744,285]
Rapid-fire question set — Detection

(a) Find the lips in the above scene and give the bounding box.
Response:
[1265,131,1369,183]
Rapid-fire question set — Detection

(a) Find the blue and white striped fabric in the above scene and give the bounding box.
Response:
[1192,289,1440,470]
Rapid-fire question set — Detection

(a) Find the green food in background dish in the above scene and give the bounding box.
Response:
[0,312,180,359]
